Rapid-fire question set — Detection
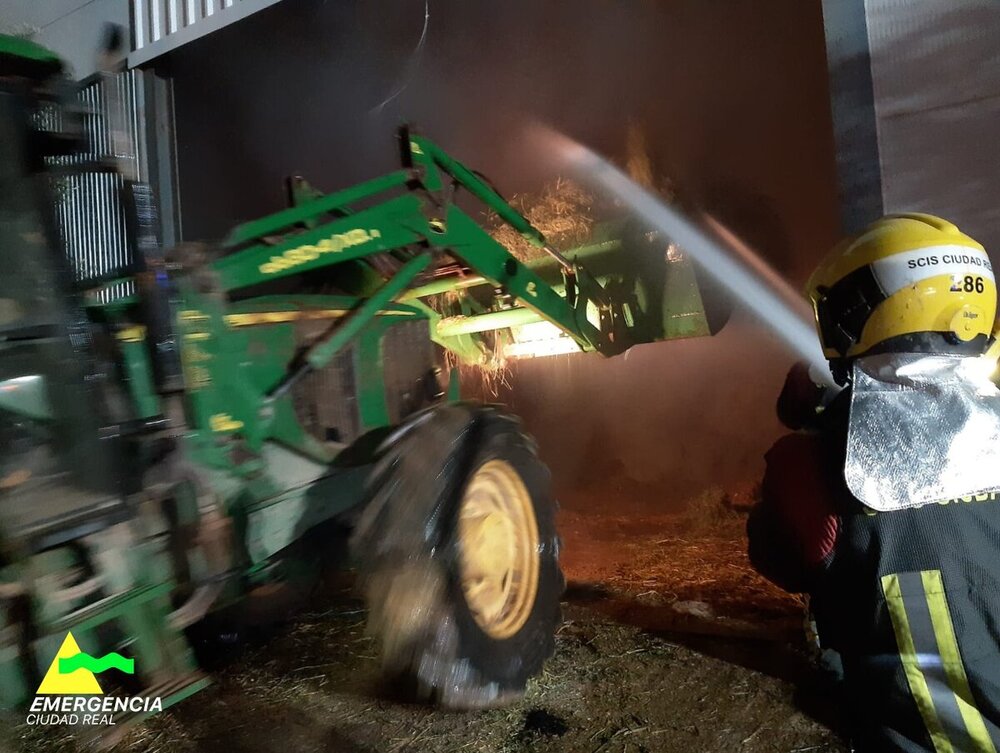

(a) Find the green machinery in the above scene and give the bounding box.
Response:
[0,35,712,731]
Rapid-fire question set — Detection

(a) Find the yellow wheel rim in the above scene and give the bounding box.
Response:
[457,459,540,639]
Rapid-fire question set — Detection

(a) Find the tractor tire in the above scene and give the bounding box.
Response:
[350,403,563,709]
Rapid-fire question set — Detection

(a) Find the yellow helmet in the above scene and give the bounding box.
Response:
[807,213,996,361]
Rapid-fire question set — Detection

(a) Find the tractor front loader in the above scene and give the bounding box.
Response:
[0,35,714,734]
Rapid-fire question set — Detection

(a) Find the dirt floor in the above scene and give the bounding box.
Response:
[7,492,848,753]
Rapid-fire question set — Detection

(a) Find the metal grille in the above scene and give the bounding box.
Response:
[45,73,144,302]
[289,319,438,445]
[383,320,437,424]
[130,0,284,67]
[292,321,362,446]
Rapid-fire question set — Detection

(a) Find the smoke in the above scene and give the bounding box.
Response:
[503,316,794,511]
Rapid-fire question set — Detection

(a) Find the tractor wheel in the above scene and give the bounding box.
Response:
[350,404,563,709]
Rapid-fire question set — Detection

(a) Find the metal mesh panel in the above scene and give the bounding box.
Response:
[289,318,437,445]
[382,320,436,424]
[291,321,361,445]
[44,73,143,302]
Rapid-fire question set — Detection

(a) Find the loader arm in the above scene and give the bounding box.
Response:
[213,131,621,357]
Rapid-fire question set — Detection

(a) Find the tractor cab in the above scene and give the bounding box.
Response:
[0,39,131,556]
[0,37,204,717]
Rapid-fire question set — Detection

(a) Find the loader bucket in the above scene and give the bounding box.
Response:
[423,221,717,363]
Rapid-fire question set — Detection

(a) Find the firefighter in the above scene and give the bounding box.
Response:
[748,213,1000,752]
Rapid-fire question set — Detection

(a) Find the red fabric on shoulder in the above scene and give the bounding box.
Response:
[762,432,841,566]
[776,362,824,430]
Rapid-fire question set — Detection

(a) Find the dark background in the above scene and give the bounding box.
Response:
[166,0,841,508]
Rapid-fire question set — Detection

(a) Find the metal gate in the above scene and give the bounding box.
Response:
[49,73,142,298]
[43,68,179,301]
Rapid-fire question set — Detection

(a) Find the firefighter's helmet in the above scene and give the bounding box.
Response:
[807,213,997,361]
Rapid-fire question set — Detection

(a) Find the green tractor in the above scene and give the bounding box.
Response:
[0,35,712,734]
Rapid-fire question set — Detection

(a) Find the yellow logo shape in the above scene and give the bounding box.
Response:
[36,633,103,695]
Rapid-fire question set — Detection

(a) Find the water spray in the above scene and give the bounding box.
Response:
[534,127,837,388]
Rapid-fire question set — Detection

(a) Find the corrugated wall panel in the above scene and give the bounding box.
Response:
[129,0,283,67]
[821,0,885,233]
[47,73,144,301]
[864,0,1000,255]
